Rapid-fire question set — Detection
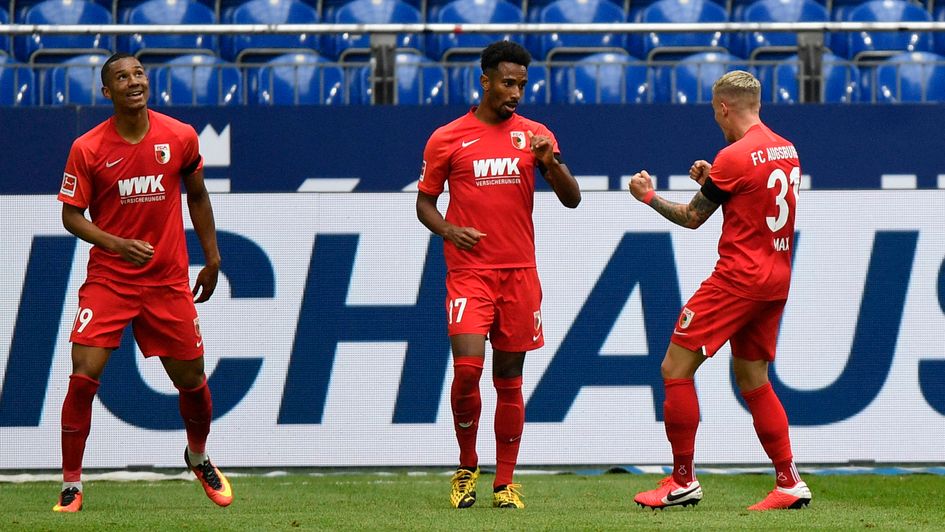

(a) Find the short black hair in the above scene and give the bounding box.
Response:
[101,52,137,86]
[480,40,531,74]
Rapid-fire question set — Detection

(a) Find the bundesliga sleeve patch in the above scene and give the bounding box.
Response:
[60,172,77,197]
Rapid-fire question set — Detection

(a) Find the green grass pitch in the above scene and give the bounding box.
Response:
[3,472,944,530]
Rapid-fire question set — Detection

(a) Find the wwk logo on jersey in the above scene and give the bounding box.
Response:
[472,157,522,187]
[118,174,166,205]
[154,143,171,165]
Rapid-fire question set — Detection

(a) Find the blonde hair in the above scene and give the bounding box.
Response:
[712,70,761,106]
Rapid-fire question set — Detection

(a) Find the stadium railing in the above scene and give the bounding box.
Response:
[2,20,945,104]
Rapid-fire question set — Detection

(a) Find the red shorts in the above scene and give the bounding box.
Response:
[69,278,204,360]
[445,268,544,352]
[670,279,786,361]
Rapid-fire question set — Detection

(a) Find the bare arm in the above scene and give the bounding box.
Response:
[628,170,720,229]
[183,168,220,303]
[528,130,581,208]
[62,203,155,266]
[416,191,486,251]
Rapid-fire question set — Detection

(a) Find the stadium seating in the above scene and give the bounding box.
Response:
[653,51,747,103]
[737,0,830,60]
[0,6,10,56]
[432,0,524,61]
[121,0,217,63]
[332,0,424,61]
[255,52,346,104]
[771,52,861,102]
[0,55,35,105]
[631,0,729,61]
[221,0,320,63]
[536,0,627,61]
[450,60,549,103]
[150,54,243,105]
[12,0,112,21]
[353,51,446,104]
[45,53,110,105]
[551,51,650,104]
[840,0,933,61]
[873,51,945,102]
[17,0,113,63]
[934,5,945,57]
[324,0,422,19]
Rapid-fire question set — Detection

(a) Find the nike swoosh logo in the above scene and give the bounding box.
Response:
[665,485,699,502]
[461,138,480,148]
[458,421,473,428]
[196,340,203,348]
[673,330,688,336]
[532,334,542,342]
[106,157,124,168]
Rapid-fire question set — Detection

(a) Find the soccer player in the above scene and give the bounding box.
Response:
[416,40,581,509]
[53,53,231,512]
[627,71,811,511]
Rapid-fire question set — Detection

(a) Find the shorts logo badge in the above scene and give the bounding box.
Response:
[532,310,542,342]
[679,307,695,329]
[154,143,171,165]
[510,131,526,150]
[194,317,203,348]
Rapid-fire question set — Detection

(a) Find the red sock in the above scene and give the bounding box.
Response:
[177,377,212,455]
[493,375,524,489]
[61,374,99,483]
[663,378,699,485]
[742,382,800,488]
[451,357,483,469]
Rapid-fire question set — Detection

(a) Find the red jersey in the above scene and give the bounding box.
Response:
[58,109,203,285]
[419,108,558,271]
[707,123,800,300]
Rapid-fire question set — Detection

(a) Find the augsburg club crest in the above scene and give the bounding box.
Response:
[510,131,526,150]
[679,307,695,329]
[154,143,171,165]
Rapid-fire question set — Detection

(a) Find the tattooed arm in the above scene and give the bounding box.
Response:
[648,191,720,229]
[628,170,721,229]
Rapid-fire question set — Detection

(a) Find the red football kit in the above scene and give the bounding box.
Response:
[58,110,205,359]
[420,108,556,351]
[672,123,800,360]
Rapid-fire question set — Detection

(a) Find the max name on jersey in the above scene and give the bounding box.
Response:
[473,157,521,187]
[118,174,166,205]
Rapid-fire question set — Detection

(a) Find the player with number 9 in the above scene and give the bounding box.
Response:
[627,70,811,512]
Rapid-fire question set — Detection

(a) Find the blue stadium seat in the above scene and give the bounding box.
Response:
[537,0,627,60]
[771,52,860,102]
[653,51,747,103]
[738,0,830,60]
[354,51,445,104]
[0,6,10,56]
[840,0,933,61]
[323,0,422,20]
[551,51,650,103]
[332,0,423,61]
[631,0,729,61]
[12,0,112,21]
[17,0,113,63]
[433,0,524,61]
[255,52,346,105]
[45,53,110,105]
[0,56,35,105]
[934,6,945,57]
[150,54,243,105]
[221,0,320,62]
[873,51,945,102]
[451,60,549,104]
[121,0,217,63]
